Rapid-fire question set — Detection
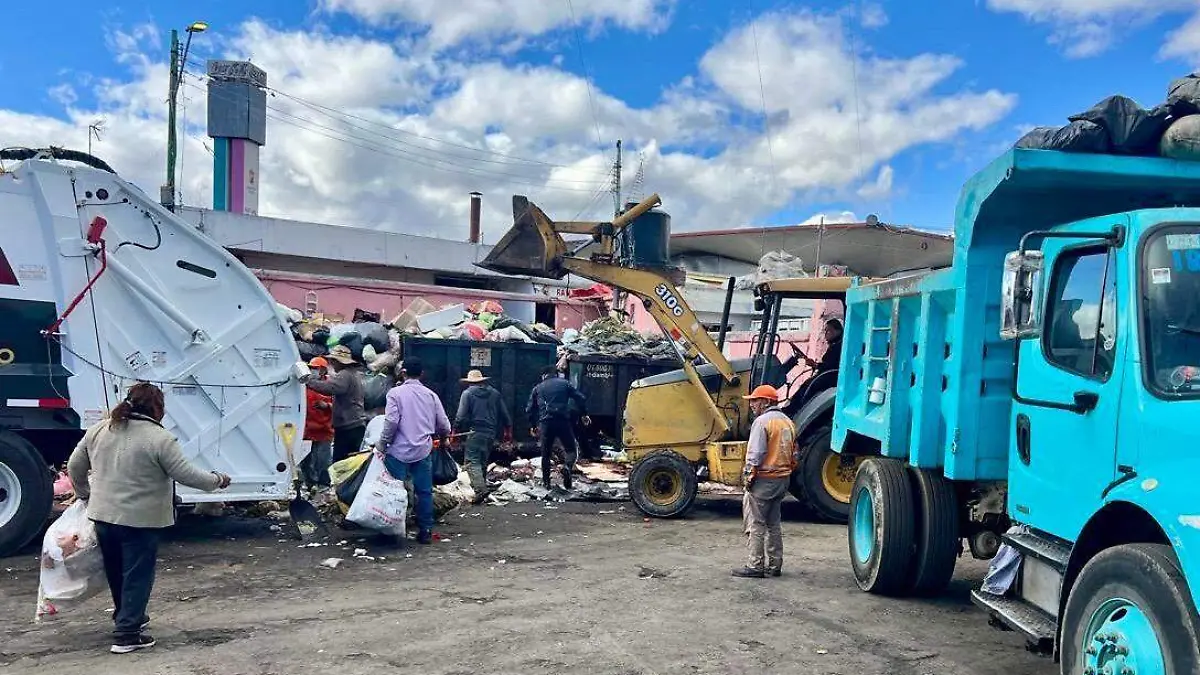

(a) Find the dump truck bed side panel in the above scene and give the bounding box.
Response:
[834,268,1011,481]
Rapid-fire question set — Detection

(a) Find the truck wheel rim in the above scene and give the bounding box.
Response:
[852,486,874,564]
[1082,597,1165,675]
[821,455,864,505]
[0,462,22,528]
[644,468,682,506]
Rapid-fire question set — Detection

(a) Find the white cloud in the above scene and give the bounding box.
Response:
[319,0,674,47]
[1162,12,1200,64]
[1,8,1015,240]
[799,211,859,226]
[986,0,1199,58]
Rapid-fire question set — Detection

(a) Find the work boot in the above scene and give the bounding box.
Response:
[731,567,766,579]
[542,475,552,490]
[416,529,433,545]
[561,466,573,491]
[769,569,782,577]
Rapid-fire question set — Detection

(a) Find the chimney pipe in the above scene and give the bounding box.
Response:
[468,191,482,244]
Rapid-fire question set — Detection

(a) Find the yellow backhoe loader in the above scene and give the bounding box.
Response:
[478,194,866,521]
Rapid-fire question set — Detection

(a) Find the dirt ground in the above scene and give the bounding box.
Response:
[1,496,1054,675]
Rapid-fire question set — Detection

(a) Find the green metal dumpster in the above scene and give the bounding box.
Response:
[401,337,556,447]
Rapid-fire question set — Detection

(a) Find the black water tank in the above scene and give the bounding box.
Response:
[620,202,671,269]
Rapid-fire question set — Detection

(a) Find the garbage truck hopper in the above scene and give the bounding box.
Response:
[0,149,306,555]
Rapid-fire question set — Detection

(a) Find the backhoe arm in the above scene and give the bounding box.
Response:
[561,258,738,385]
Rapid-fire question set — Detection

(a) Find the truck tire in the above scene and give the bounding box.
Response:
[907,467,959,595]
[789,425,862,524]
[1060,544,1200,675]
[848,458,915,595]
[629,451,698,519]
[0,432,53,556]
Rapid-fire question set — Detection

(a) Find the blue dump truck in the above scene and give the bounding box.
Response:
[833,148,1200,673]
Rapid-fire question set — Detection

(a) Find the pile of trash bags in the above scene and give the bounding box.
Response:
[560,316,678,361]
[281,298,567,411]
[1015,72,1200,160]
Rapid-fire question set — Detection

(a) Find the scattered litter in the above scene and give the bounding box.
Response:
[816,649,829,655]
[497,559,507,564]
[353,548,368,557]
[598,510,616,515]
[320,558,343,569]
[637,566,671,579]
[405,554,413,559]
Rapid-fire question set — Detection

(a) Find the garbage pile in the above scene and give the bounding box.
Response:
[282,298,563,407]
[560,316,678,361]
[1015,73,1200,160]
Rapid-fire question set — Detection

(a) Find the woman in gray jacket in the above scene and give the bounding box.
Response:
[67,382,231,654]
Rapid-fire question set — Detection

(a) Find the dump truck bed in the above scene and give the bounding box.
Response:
[832,148,1200,482]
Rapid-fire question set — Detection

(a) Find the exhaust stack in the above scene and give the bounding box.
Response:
[468,191,482,244]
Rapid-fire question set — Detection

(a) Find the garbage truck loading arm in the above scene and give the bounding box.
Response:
[477,194,738,435]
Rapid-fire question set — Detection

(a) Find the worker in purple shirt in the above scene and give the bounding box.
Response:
[375,357,451,545]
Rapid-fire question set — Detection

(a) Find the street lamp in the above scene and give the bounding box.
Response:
[162,21,209,212]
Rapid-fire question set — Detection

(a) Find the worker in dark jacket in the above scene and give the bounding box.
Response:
[527,366,589,490]
[306,345,367,463]
[455,369,512,503]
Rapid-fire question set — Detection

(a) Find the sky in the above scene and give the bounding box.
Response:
[2,0,1199,241]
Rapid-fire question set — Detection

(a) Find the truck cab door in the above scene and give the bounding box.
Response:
[1009,230,1126,542]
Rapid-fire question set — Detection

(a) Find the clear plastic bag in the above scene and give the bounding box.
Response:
[345,455,408,537]
[35,501,106,621]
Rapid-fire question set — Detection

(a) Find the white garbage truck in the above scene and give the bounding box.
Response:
[0,148,307,557]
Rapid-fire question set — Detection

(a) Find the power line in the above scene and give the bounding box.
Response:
[565,0,605,150]
[185,79,608,192]
[187,57,607,174]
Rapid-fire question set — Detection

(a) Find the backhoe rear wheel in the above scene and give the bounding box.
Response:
[630,451,698,519]
[790,424,863,523]
[0,431,53,557]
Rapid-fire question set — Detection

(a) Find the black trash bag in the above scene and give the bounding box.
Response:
[1068,96,1172,155]
[361,372,394,411]
[491,315,519,330]
[353,308,382,324]
[431,446,460,486]
[296,341,328,361]
[338,331,365,361]
[311,327,331,346]
[1015,121,1111,153]
[335,455,373,507]
[1168,73,1200,117]
[355,321,391,354]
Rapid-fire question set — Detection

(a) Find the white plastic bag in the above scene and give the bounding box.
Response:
[35,500,106,621]
[345,455,408,537]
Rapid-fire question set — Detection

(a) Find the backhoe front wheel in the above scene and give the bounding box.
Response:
[630,451,698,519]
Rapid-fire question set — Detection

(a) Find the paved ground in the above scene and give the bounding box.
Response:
[1,496,1055,675]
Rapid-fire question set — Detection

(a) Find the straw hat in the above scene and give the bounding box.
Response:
[327,345,356,365]
[461,369,490,384]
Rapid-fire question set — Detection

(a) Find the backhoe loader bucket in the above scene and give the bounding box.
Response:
[477,196,570,279]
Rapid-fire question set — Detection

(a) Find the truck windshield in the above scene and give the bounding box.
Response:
[1143,224,1200,397]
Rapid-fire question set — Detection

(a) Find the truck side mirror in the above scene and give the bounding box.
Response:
[1000,250,1044,340]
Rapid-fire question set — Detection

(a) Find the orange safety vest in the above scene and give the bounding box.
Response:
[751,410,797,479]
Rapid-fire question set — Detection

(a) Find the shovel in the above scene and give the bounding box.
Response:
[279,422,327,539]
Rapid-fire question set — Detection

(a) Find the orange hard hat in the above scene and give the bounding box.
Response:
[308,356,329,369]
[742,384,780,402]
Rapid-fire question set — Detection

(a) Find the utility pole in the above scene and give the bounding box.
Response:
[612,139,623,217]
[814,216,825,277]
[162,22,208,212]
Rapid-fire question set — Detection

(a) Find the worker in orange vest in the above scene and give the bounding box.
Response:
[732,384,797,579]
[301,357,335,488]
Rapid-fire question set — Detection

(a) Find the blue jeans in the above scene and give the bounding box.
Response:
[382,453,433,533]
